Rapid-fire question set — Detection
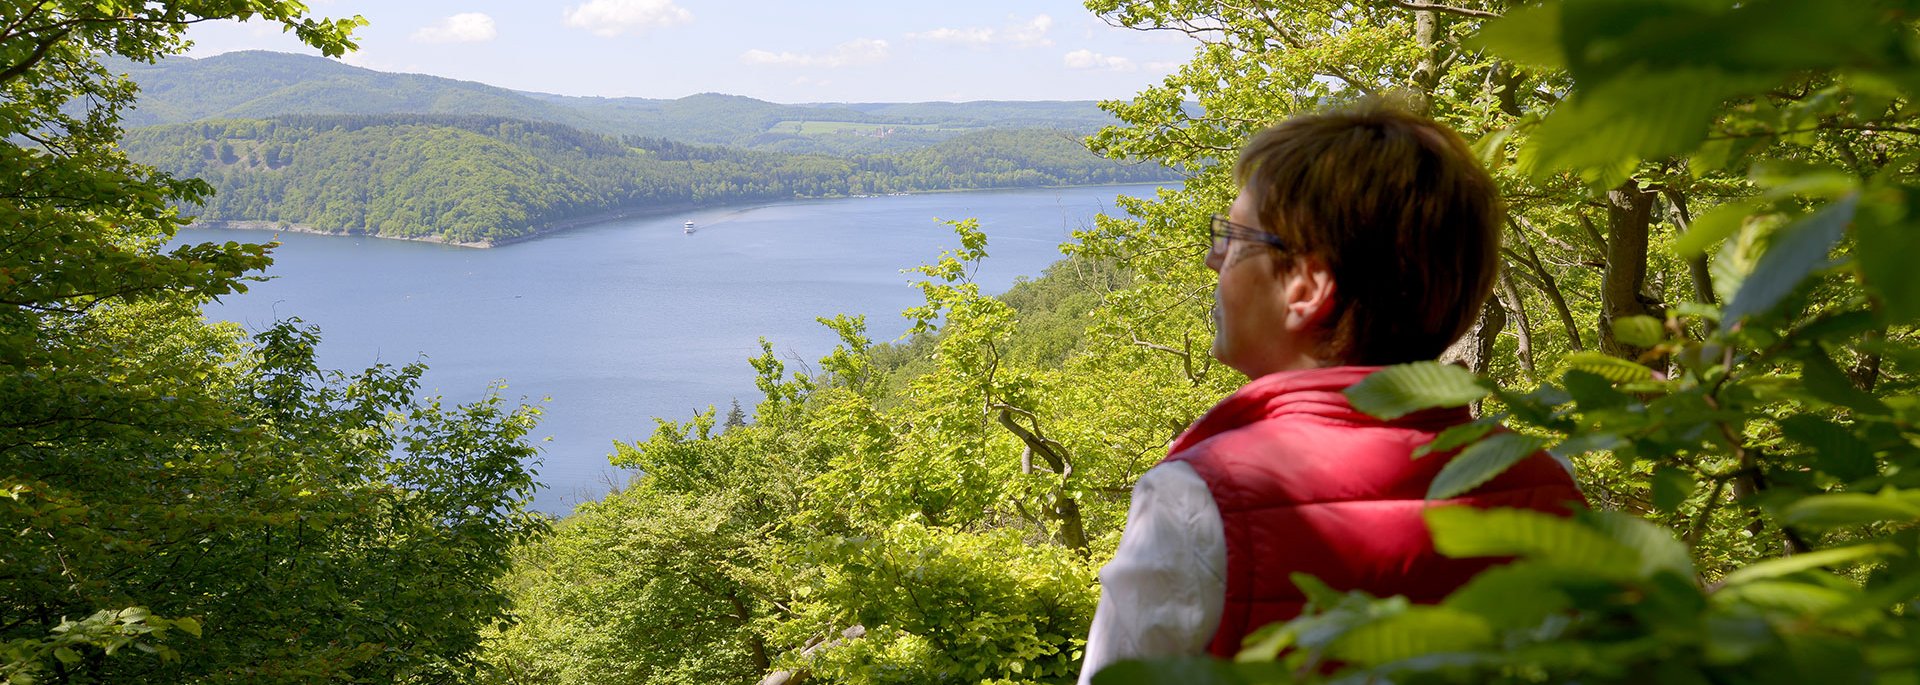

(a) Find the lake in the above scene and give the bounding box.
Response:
[179,183,1165,513]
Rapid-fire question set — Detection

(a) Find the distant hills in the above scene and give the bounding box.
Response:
[114,51,1122,153]
[111,52,1172,245]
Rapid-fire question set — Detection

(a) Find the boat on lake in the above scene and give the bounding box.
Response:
[683,220,695,234]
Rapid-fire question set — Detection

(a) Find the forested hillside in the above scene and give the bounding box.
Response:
[116,51,1123,152]
[122,115,1173,245]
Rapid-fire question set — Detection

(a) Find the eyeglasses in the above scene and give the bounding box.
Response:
[1209,214,1287,263]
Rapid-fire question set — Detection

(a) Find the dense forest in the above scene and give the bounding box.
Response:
[122,115,1175,245]
[12,0,1920,684]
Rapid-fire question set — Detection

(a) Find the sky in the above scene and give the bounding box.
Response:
[184,0,1200,103]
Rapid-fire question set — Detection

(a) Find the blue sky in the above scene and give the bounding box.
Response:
[185,0,1199,103]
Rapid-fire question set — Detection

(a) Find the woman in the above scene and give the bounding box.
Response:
[1077,102,1586,681]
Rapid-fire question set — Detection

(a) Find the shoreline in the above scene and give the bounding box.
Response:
[184,181,1173,249]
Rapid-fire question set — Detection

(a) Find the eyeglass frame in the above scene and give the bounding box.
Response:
[1209,214,1288,263]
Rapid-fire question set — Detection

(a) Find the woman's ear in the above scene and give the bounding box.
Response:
[1278,255,1336,331]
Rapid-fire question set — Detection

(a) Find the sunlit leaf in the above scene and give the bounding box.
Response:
[1414,421,1497,459]
[1562,352,1656,383]
[1722,196,1856,323]
[1721,543,1898,586]
[1345,362,1490,420]
[1426,507,1642,580]
[1328,607,1495,666]
[1613,315,1665,348]
[1584,509,1693,579]
[1526,68,1770,179]
[1428,432,1553,500]
[1714,580,1855,615]
[1675,200,1757,258]
[1781,492,1920,529]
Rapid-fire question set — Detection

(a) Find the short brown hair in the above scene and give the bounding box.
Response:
[1233,101,1501,365]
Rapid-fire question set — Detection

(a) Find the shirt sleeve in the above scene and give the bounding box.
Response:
[1076,461,1227,685]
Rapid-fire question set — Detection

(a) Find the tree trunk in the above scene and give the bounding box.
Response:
[1662,188,1717,306]
[996,406,1089,553]
[1440,297,1508,416]
[1508,218,1585,351]
[1498,266,1536,373]
[1409,9,1441,113]
[1598,184,1656,359]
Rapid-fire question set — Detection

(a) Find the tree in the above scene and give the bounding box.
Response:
[1,3,544,682]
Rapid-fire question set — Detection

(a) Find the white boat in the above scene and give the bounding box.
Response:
[683,220,695,234]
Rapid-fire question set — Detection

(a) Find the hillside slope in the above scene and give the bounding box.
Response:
[125,115,1174,245]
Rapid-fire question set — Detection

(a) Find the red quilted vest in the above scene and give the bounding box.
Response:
[1163,366,1587,658]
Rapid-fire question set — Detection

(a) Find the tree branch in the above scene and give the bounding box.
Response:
[1382,0,1503,19]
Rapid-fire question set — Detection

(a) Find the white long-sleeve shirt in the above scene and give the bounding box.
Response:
[1076,461,1227,685]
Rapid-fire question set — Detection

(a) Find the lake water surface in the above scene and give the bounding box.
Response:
[180,184,1165,513]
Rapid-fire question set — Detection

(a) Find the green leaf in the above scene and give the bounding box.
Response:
[1778,416,1876,481]
[1722,196,1856,323]
[1328,606,1495,666]
[1291,572,1346,611]
[1714,580,1856,615]
[1414,421,1496,458]
[1563,370,1630,411]
[1562,352,1656,383]
[1797,347,1891,416]
[1652,466,1698,512]
[1551,431,1624,460]
[1704,614,1779,665]
[1426,507,1641,579]
[1676,200,1757,257]
[174,617,202,638]
[1613,315,1665,348]
[1345,362,1490,420]
[1235,622,1294,663]
[1780,492,1920,529]
[53,647,81,665]
[1091,658,1248,685]
[1723,543,1888,590]
[1443,562,1577,629]
[1428,432,1553,500]
[1470,3,1565,69]
[1526,68,1770,179]
[1584,509,1694,579]
[1855,187,1920,323]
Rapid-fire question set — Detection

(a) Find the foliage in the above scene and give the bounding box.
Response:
[1,2,544,683]
[483,224,1139,684]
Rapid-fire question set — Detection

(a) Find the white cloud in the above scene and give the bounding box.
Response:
[410,13,497,44]
[909,14,1053,49]
[741,39,890,68]
[1063,49,1137,71]
[563,0,692,37]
